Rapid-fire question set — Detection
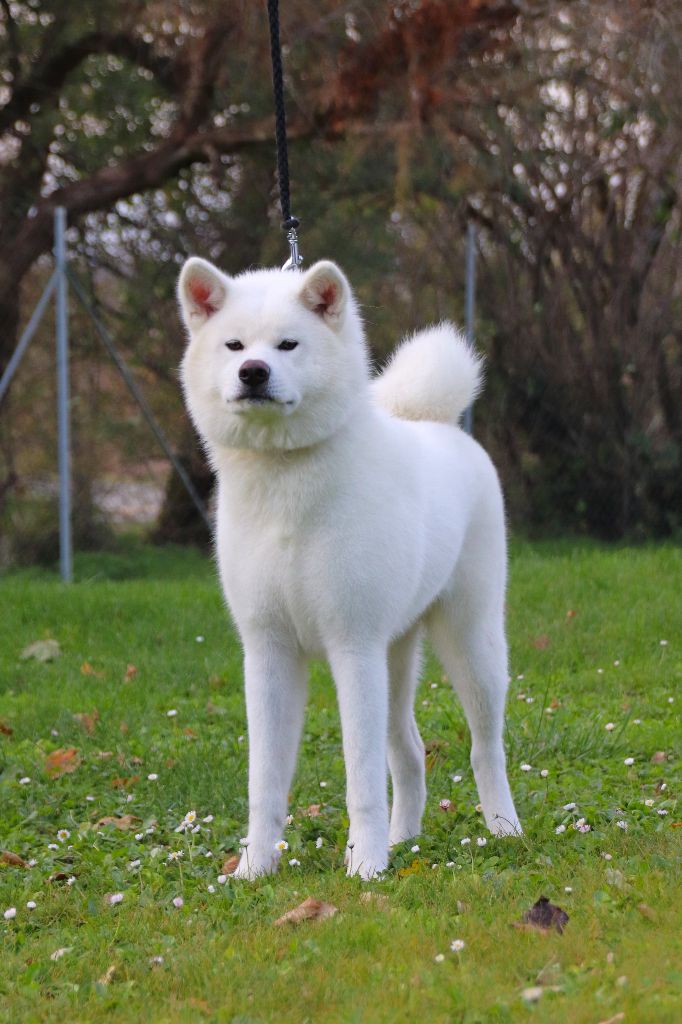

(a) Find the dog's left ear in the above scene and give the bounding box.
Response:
[299,261,349,326]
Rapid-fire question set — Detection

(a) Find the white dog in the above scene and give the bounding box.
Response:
[178,257,521,880]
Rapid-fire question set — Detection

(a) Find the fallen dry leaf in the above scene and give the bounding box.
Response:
[80,662,105,678]
[514,896,569,935]
[111,775,140,789]
[45,747,80,778]
[21,639,61,662]
[274,896,338,926]
[124,664,137,683]
[672,821,682,829]
[129,755,143,766]
[597,1014,625,1024]
[98,964,117,986]
[97,751,114,759]
[636,902,657,921]
[222,855,240,875]
[183,727,197,739]
[1,850,29,868]
[0,720,13,736]
[73,709,100,735]
[531,634,551,650]
[95,815,141,830]
[304,804,322,817]
[650,751,667,764]
[566,609,578,620]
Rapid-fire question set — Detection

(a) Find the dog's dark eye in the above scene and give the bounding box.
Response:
[225,340,244,351]
[277,339,298,352]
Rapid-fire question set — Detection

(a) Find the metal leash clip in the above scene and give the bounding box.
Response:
[282,226,303,271]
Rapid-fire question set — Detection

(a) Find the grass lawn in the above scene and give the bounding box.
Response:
[0,540,680,1023]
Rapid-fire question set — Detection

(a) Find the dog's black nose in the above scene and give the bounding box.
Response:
[238,360,270,387]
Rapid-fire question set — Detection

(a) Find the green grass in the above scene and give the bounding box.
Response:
[0,540,680,1023]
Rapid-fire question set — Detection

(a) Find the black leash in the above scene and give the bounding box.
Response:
[266,0,303,270]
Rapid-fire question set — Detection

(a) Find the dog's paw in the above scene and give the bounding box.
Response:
[345,844,388,881]
[232,850,278,881]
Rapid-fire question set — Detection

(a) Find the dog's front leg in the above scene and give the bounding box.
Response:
[233,638,307,880]
[329,645,389,880]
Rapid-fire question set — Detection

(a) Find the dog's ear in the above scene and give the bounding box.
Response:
[178,258,229,330]
[299,261,349,326]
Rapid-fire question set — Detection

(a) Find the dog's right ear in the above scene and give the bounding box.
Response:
[178,258,230,330]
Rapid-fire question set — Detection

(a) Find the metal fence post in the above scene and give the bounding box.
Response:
[54,206,73,583]
[462,221,476,436]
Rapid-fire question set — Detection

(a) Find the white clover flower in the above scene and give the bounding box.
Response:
[57,829,70,842]
[172,896,184,908]
[555,825,566,834]
[27,859,37,867]
[564,886,573,893]
[288,858,301,866]
[237,735,244,743]
[601,852,613,861]
[605,723,615,731]
[460,837,471,846]
[286,814,294,825]
[150,955,164,964]
[525,697,534,704]
[202,815,214,824]
[207,884,216,894]
[660,783,667,791]
[204,852,213,858]
[668,697,674,704]
[439,798,452,810]
[319,781,327,788]
[563,802,577,811]
[614,660,620,667]
[450,939,465,952]
[451,775,462,783]
[520,764,532,772]
[517,674,525,681]
[128,859,141,870]
[108,892,123,905]
[26,901,36,910]
[633,718,641,725]
[540,769,549,778]
[430,683,438,689]
[644,799,654,807]
[315,837,323,849]
[657,809,669,816]
[47,843,58,851]
[135,833,144,841]
[411,845,420,853]
[275,839,288,851]
[146,825,156,834]
[167,850,183,862]
[217,874,227,884]
[86,795,95,801]
[616,820,627,829]
[446,861,455,868]
[166,709,178,717]
[19,777,31,785]
[434,953,445,963]
[195,636,205,643]
[147,773,158,781]
[624,757,635,766]
[476,837,487,847]
[4,907,16,920]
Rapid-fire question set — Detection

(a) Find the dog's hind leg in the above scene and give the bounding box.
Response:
[427,595,521,837]
[387,625,426,846]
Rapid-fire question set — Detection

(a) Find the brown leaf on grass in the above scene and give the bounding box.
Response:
[650,751,667,764]
[21,639,61,662]
[111,775,140,789]
[672,821,682,828]
[222,855,240,875]
[565,609,578,620]
[48,871,74,883]
[0,720,13,736]
[636,902,657,921]
[305,804,322,817]
[183,727,197,739]
[124,664,137,683]
[1,850,29,868]
[531,634,551,650]
[129,755,143,766]
[73,709,99,734]
[45,747,80,778]
[597,1015,625,1024]
[274,896,338,926]
[97,751,114,759]
[514,896,569,935]
[98,964,117,986]
[95,815,141,830]
[80,662,104,678]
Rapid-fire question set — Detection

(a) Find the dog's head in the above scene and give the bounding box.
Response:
[178,258,368,453]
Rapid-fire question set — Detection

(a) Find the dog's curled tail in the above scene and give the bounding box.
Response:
[371,322,483,426]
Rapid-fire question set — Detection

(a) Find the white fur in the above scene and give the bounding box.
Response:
[178,258,521,881]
